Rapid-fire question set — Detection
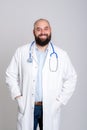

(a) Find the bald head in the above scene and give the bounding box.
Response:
[33,18,51,30]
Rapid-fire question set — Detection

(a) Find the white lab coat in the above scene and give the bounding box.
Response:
[6,42,77,130]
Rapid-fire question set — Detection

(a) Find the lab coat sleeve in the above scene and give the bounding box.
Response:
[6,48,21,100]
[58,52,77,105]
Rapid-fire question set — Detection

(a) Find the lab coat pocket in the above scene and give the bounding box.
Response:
[51,99,61,117]
[17,96,25,114]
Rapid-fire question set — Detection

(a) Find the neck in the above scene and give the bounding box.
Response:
[36,44,49,52]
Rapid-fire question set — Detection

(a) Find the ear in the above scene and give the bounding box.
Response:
[33,29,35,35]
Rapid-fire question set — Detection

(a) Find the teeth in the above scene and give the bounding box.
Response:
[40,35,46,37]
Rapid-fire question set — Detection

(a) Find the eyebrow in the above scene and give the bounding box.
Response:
[35,26,50,30]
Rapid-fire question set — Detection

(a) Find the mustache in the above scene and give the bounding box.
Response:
[38,34,48,37]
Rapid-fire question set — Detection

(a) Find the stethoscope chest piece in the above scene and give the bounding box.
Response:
[27,52,33,63]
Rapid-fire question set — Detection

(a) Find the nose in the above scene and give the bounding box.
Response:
[41,29,45,34]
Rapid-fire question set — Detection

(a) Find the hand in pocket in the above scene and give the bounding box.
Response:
[16,96,25,114]
[51,99,61,117]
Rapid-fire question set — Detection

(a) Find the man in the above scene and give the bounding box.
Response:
[6,18,77,130]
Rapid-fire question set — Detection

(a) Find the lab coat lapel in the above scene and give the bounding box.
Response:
[32,44,38,64]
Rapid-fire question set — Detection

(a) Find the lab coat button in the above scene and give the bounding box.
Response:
[33,80,35,82]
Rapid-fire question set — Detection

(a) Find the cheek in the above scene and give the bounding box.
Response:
[45,31,51,35]
[34,31,41,37]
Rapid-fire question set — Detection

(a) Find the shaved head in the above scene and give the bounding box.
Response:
[34,18,51,29]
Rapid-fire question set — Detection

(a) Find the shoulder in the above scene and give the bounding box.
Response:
[53,44,68,56]
[17,43,29,52]
[12,43,31,59]
[52,44,71,63]
[14,43,31,55]
[53,44,73,67]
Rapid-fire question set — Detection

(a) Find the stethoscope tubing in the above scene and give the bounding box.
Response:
[27,41,58,71]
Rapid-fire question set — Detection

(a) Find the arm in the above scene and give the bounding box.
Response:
[58,52,77,105]
[6,48,22,100]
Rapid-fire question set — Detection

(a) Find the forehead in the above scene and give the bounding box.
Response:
[34,20,50,29]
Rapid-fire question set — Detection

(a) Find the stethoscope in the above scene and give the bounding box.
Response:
[27,41,58,72]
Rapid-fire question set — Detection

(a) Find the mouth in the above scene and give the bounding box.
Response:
[39,34,48,39]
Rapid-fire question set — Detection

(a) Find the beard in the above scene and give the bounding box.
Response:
[34,34,51,46]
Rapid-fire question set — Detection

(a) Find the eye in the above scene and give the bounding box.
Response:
[44,27,49,31]
[35,27,41,31]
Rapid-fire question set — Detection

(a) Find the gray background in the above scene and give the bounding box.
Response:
[0,0,87,130]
